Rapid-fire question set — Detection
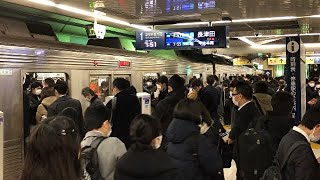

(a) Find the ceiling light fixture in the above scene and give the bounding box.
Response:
[28,0,56,6]
[232,16,298,23]
[213,53,232,59]
[238,37,258,46]
[211,20,232,25]
[174,22,209,26]
[28,0,151,31]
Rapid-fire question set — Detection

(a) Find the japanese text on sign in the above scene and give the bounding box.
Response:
[197,31,216,38]
[290,56,297,118]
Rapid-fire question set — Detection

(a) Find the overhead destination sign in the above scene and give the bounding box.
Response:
[136,26,228,50]
[233,58,252,66]
[268,58,286,65]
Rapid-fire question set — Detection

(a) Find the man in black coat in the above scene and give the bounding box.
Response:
[191,76,220,121]
[47,81,84,137]
[153,75,185,135]
[157,75,169,103]
[228,80,261,143]
[260,91,294,153]
[106,78,141,148]
[81,87,104,107]
[277,106,320,180]
[227,80,261,179]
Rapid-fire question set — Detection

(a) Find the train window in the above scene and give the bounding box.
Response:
[23,72,69,92]
[89,75,111,102]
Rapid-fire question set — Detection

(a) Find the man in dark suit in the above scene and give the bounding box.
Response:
[227,80,261,179]
[277,106,320,180]
[47,81,84,137]
[228,80,261,143]
[106,78,141,148]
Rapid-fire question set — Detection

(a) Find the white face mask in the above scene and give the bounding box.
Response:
[309,128,320,142]
[309,83,315,88]
[232,96,239,106]
[107,129,112,137]
[229,91,233,98]
[35,89,42,96]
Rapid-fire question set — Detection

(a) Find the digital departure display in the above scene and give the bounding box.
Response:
[135,26,228,50]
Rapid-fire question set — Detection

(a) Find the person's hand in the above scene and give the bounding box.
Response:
[308,98,317,105]
[227,138,234,144]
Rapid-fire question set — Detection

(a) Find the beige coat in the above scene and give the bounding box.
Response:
[36,96,57,123]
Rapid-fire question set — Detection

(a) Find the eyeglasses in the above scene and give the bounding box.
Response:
[231,93,239,96]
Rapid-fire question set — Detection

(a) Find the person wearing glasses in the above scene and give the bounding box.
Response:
[82,104,127,180]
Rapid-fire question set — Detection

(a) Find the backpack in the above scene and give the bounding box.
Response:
[80,137,106,180]
[237,118,273,178]
[262,141,309,180]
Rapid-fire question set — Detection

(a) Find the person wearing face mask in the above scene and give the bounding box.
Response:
[157,76,169,103]
[277,105,320,180]
[28,81,43,128]
[82,104,126,180]
[166,99,223,180]
[106,78,141,148]
[307,78,317,109]
[114,114,182,180]
[228,80,261,145]
[81,87,104,107]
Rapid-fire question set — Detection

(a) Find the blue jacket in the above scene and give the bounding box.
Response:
[166,118,223,180]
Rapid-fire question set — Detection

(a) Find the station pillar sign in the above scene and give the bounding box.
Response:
[285,37,306,123]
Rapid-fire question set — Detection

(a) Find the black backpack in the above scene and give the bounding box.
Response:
[80,137,106,180]
[262,141,309,180]
[238,118,273,178]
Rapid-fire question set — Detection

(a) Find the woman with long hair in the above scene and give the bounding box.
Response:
[20,116,81,180]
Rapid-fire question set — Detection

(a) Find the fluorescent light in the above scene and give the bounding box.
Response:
[238,37,258,46]
[211,20,231,25]
[233,16,298,23]
[305,43,320,48]
[252,44,285,49]
[28,0,56,6]
[309,15,320,18]
[213,53,232,59]
[57,5,95,17]
[28,0,152,31]
[174,22,209,26]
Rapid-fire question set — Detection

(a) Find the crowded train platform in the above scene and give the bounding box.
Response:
[0,0,320,180]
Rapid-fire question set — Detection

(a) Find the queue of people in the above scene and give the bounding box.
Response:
[20,74,320,180]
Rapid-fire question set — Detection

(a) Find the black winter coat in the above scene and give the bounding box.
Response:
[277,130,320,180]
[28,93,41,125]
[106,90,140,148]
[153,90,185,133]
[229,101,261,141]
[90,95,104,106]
[199,85,220,121]
[166,119,223,180]
[47,95,84,137]
[259,111,294,153]
[114,148,182,180]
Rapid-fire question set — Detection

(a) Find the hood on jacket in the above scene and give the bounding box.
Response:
[166,118,199,143]
[41,96,57,106]
[254,93,273,110]
[116,149,177,178]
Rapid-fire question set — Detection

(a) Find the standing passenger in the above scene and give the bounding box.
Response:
[166,99,223,180]
[157,76,169,102]
[28,81,43,127]
[277,106,320,180]
[47,81,84,137]
[153,75,185,148]
[20,116,81,180]
[43,77,55,88]
[106,78,141,148]
[81,87,104,107]
[114,114,182,180]
[82,105,126,180]
[252,81,273,115]
[36,87,57,122]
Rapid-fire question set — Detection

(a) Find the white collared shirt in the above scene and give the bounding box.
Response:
[238,101,252,111]
[293,126,310,142]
